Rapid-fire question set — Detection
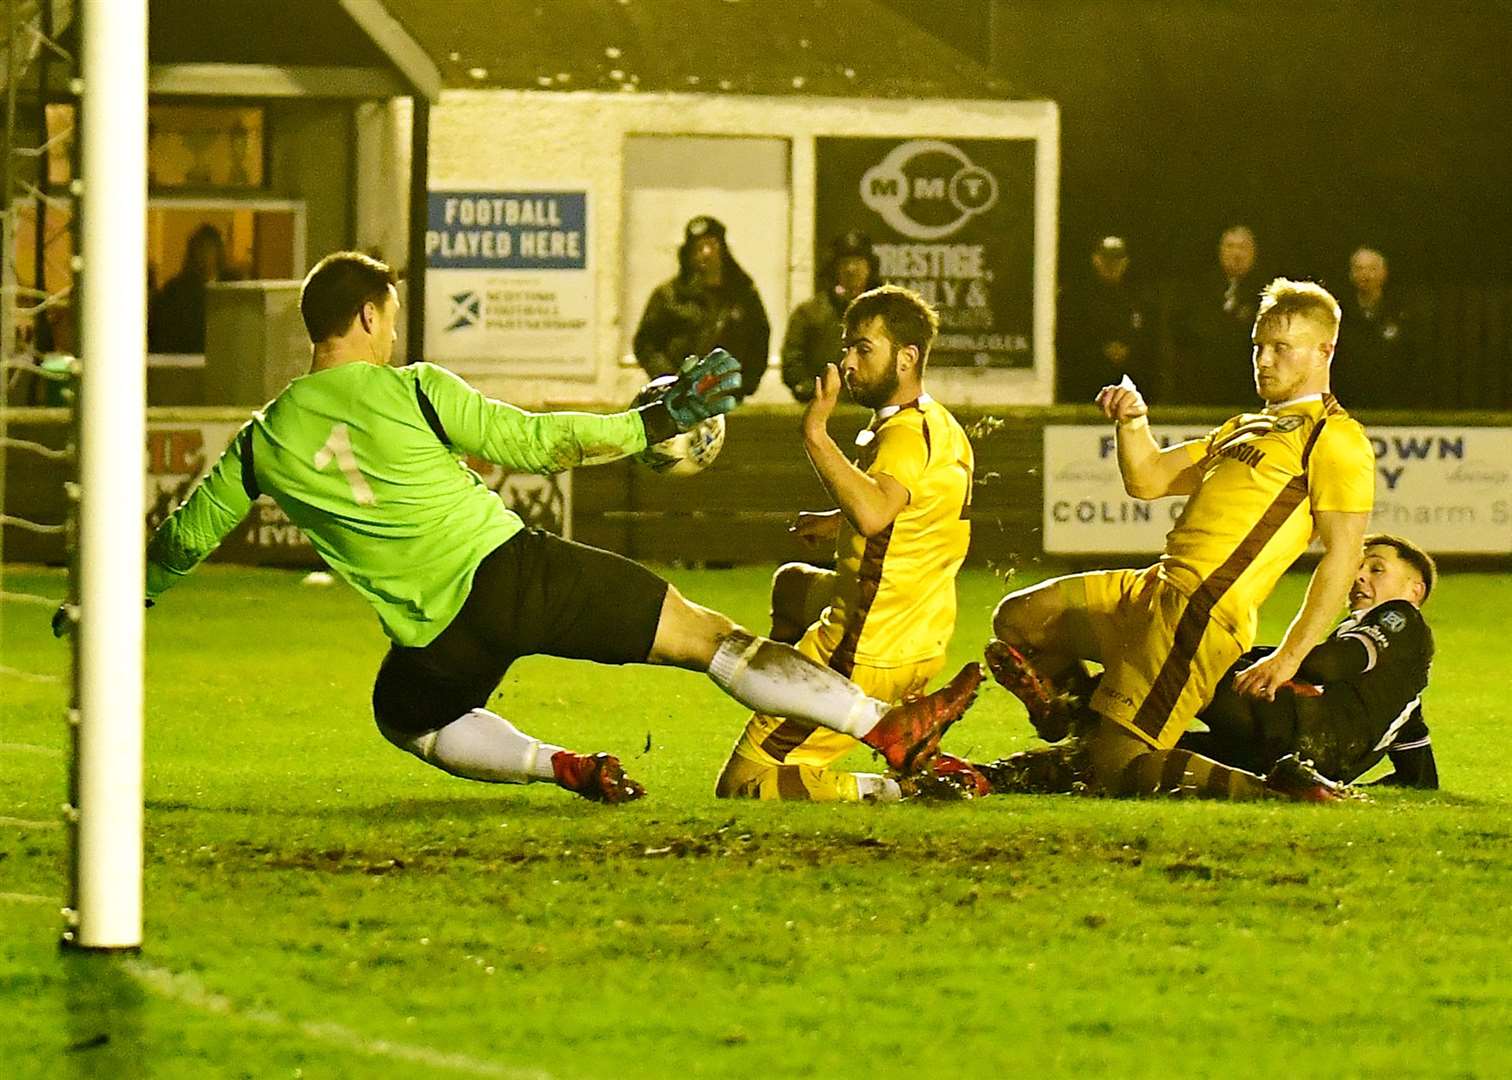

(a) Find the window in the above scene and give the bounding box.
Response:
[12,105,294,370]
[44,103,267,190]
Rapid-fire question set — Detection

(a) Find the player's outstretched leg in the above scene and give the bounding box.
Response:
[707,629,981,773]
[1262,754,1364,803]
[650,588,981,775]
[380,709,645,804]
[1080,717,1358,802]
[985,639,1076,742]
[860,661,984,772]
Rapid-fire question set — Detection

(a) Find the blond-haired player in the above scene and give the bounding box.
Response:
[988,278,1375,800]
[716,286,976,801]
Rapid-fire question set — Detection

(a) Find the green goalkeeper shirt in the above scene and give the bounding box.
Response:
[146,361,648,646]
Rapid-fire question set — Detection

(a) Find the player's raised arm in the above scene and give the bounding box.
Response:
[1294,631,1372,683]
[801,363,909,537]
[145,422,259,601]
[1234,508,1369,700]
[1095,377,1203,499]
[415,351,740,474]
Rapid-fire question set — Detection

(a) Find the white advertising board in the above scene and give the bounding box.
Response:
[1044,425,1512,555]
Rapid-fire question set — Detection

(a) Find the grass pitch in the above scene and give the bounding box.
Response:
[3,562,1510,1079]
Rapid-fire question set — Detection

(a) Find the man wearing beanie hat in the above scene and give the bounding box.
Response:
[1057,235,1154,403]
[633,215,771,398]
[780,230,883,402]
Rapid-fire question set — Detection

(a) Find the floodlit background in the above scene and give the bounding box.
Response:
[3,2,1510,1076]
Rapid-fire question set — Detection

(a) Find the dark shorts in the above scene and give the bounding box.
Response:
[1179,647,1381,780]
[372,528,670,737]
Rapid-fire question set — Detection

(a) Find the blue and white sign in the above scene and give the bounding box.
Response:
[425,191,587,270]
[423,188,595,374]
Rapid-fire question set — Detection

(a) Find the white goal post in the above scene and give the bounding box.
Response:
[64,0,147,950]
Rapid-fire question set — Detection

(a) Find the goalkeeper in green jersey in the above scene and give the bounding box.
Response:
[140,251,981,803]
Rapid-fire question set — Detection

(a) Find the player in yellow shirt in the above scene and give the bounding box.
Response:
[716,286,975,801]
[986,278,1375,800]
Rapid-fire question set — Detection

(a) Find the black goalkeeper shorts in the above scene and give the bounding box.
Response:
[372,528,670,737]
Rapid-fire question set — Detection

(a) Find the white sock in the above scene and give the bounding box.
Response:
[854,773,903,803]
[382,709,565,783]
[707,631,888,739]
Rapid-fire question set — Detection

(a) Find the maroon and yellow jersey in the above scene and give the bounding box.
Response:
[1158,393,1375,646]
[812,394,974,670]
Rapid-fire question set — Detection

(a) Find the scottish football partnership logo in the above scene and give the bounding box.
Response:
[861,140,999,241]
[446,290,482,332]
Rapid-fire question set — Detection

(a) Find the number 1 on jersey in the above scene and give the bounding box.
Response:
[314,423,377,506]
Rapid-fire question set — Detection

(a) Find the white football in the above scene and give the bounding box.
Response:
[636,414,726,477]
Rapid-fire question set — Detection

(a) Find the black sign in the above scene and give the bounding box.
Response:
[815,137,1037,369]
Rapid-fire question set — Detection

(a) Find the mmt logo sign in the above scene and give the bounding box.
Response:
[861,140,999,241]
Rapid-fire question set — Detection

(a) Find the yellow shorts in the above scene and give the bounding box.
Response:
[728,623,945,771]
[1076,566,1246,750]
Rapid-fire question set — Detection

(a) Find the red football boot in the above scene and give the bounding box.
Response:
[1263,754,1364,803]
[932,753,994,798]
[985,639,1073,742]
[862,662,983,774]
[550,752,646,804]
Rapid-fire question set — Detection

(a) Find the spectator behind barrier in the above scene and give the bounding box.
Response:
[149,223,226,354]
[633,215,771,399]
[1333,246,1416,409]
[1056,235,1154,403]
[1172,224,1265,406]
[779,230,881,402]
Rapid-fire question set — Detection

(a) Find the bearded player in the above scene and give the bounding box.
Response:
[129,252,982,805]
[715,286,975,802]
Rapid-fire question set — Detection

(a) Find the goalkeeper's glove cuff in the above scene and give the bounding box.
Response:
[635,399,679,446]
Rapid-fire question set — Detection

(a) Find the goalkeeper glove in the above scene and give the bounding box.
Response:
[667,348,741,428]
[635,348,743,443]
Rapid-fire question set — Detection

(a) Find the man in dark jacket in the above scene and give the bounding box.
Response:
[1333,246,1416,408]
[1172,224,1266,406]
[780,230,881,402]
[633,215,771,399]
[1056,235,1154,403]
